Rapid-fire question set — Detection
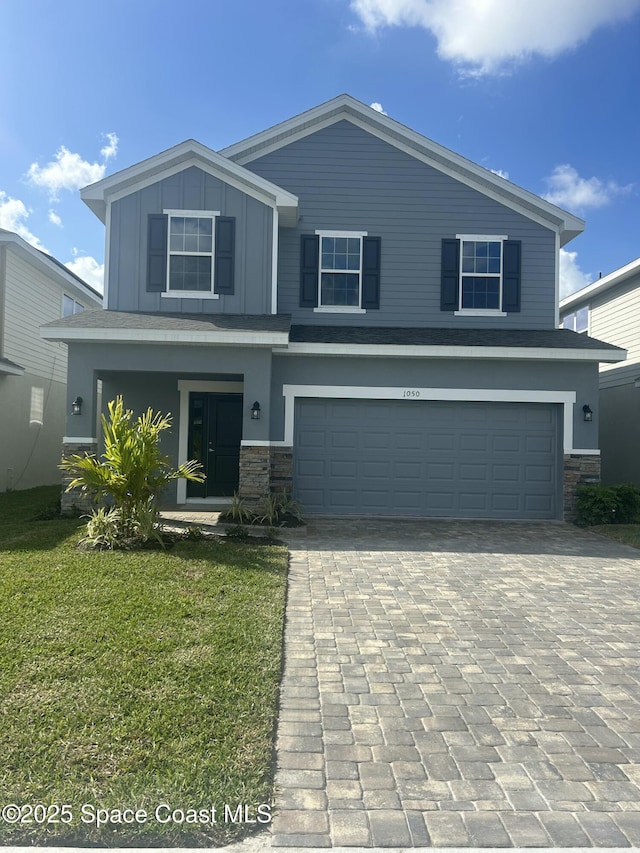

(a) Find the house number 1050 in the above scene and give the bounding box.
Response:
[402,390,421,398]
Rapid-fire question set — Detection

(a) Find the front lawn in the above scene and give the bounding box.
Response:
[0,486,288,846]
[589,523,640,549]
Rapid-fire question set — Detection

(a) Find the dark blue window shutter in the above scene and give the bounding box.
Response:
[300,234,319,307]
[147,214,167,292]
[361,237,381,309]
[502,240,521,312]
[441,238,459,311]
[215,216,235,295]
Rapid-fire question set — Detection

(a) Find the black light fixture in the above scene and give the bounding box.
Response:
[251,401,261,420]
[71,396,83,416]
[582,404,593,423]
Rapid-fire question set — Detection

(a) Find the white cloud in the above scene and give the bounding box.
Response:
[351,0,640,75]
[100,132,119,161]
[370,102,388,115]
[559,248,592,299]
[27,132,119,200]
[65,250,104,293]
[48,209,63,227]
[543,164,631,212]
[490,168,509,180]
[0,191,47,251]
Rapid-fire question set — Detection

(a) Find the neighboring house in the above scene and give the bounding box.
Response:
[560,257,640,487]
[42,94,625,520]
[0,229,102,492]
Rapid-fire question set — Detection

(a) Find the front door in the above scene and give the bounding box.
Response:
[187,393,243,498]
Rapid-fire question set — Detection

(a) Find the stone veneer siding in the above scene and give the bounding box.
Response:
[271,447,293,494]
[238,445,271,502]
[238,445,294,503]
[563,453,601,522]
[60,441,98,516]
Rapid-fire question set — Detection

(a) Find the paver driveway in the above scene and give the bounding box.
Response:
[272,520,640,847]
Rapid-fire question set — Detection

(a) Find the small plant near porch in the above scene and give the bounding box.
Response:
[60,396,204,548]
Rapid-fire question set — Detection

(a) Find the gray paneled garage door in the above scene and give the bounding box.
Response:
[294,398,560,519]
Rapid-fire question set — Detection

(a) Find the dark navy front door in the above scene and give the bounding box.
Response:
[187,393,243,497]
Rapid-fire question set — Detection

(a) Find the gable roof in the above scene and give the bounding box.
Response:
[559,256,640,313]
[0,229,102,305]
[81,140,299,226]
[220,94,585,247]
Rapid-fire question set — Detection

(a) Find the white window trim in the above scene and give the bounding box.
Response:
[164,208,220,296]
[456,233,508,314]
[315,229,368,311]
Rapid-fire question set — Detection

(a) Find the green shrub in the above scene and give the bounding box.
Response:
[575,484,617,526]
[611,482,640,524]
[576,482,640,526]
[60,396,204,548]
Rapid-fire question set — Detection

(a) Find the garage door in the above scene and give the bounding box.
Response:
[293,398,560,519]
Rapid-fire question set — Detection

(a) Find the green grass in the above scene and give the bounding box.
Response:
[0,486,288,846]
[590,523,640,549]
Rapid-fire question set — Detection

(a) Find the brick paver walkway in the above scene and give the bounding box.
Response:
[272,519,640,847]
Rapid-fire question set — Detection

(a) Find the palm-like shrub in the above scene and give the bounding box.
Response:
[60,396,204,546]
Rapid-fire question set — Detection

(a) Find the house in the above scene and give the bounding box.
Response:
[41,94,625,520]
[560,257,640,487]
[0,229,102,492]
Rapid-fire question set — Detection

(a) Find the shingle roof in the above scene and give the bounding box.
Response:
[289,325,624,351]
[42,309,291,333]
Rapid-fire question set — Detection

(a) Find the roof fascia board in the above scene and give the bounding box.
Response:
[40,326,289,346]
[275,342,626,363]
[559,257,640,312]
[82,143,298,224]
[0,358,25,376]
[222,96,584,244]
[0,232,101,305]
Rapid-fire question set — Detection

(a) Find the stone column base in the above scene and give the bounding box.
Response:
[271,447,293,494]
[60,441,98,516]
[238,445,294,504]
[563,453,601,522]
[238,445,271,504]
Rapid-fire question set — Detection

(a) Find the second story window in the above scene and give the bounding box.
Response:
[460,239,502,310]
[300,231,381,311]
[63,294,85,316]
[319,234,363,307]
[441,235,521,315]
[168,214,215,293]
[562,307,589,333]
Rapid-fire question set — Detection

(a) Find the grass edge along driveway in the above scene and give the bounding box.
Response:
[0,486,288,847]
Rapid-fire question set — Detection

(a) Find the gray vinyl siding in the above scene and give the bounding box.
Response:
[108,166,273,314]
[246,121,557,328]
[271,354,599,451]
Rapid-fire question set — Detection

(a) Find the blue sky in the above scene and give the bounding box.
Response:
[1,0,638,298]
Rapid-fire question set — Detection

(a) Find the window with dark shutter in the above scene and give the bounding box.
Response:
[300,234,319,307]
[502,240,521,312]
[361,236,381,310]
[147,214,168,292]
[440,238,460,311]
[215,216,235,295]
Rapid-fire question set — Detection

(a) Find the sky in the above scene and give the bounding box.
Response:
[1,0,638,299]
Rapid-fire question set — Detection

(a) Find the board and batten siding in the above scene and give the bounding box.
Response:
[246,120,557,328]
[590,271,640,371]
[108,166,273,314]
[3,249,69,383]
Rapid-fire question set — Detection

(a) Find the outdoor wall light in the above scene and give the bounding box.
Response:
[582,404,593,423]
[71,396,83,416]
[251,401,261,420]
